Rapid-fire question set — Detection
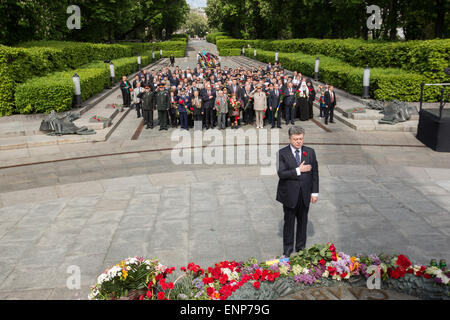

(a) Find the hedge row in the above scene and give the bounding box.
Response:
[244,49,448,102]
[206,32,228,44]
[14,55,154,114]
[217,38,450,79]
[0,40,186,116]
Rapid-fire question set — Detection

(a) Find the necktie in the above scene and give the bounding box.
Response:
[295,149,301,166]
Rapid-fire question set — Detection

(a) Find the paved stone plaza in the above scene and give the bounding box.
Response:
[0,40,449,299]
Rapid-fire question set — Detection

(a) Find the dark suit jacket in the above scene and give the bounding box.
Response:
[268,90,282,108]
[276,145,319,208]
[200,88,216,109]
[324,90,337,108]
[228,84,243,101]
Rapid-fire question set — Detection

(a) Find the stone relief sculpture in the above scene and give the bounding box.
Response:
[39,110,96,135]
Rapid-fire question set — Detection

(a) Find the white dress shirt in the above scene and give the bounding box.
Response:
[290,144,319,197]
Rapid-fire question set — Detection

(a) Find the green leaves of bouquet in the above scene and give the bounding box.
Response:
[289,243,333,268]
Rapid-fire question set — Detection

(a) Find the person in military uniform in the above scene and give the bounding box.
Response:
[155,83,171,130]
[138,85,155,129]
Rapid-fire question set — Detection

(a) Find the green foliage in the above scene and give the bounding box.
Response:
[0,0,191,45]
[14,54,153,114]
[206,0,449,40]
[206,32,228,44]
[244,49,446,102]
[0,40,186,116]
[289,243,332,268]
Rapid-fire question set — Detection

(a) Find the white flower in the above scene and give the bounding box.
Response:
[322,270,329,278]
[292,265,302,275]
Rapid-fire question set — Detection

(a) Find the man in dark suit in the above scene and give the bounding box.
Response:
[324,85,337,124]
[276,126,319,257]
[228,79,243,101]
[200,84,216,129]
[269,83,282,128]
[283,82,296,125]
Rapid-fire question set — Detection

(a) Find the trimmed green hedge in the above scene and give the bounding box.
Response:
[0,40,187,116]
[206,32,228,44]
[218,48,242,56]
[245,49,448,102]
[217,38,450,79]
[14,55,153,114]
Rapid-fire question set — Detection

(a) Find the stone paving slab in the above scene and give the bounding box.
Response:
[0,163,449,299]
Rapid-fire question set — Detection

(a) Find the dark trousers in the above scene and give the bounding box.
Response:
[204,107,214,128]
[135,102,142,118]
[142,109,153,127]
[179,112,188,129]
[169,108,177,127]
[244,107,254,124]
[122,91,131,107]
[271,106,281,127]
[324,105,335,123]
[285,103,295,123]
[158,110,168,129]
[283,193,309,256]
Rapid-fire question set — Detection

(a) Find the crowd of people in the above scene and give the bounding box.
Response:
[119,60,338,131]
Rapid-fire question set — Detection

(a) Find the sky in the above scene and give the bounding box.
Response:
[187,0,207,8]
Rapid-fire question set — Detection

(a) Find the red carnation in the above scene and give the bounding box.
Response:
[340,272,347,278]
[146,290,152,299]
[303,151,307,157]
[424,274,432,279]
[396,254,411,269]
[206,286,215,296]
[253,281,260,289]
[157,292,165,300]
[319,259,326,266]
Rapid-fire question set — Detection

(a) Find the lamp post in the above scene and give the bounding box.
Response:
[160,49,162,58]
[275,50,279,63]
[109,61,115,85]
[362,64,370,99]
[137,55,141,71]
[254,48,256,60]
[152,50,155,61]
[314,57,320,81]
[72,73,82,106]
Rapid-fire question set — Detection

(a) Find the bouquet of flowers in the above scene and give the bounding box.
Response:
[295,89,306,99]
[244,97,253,110]
[274,94,285,118]
[229,98,241,117]
[89,257,176,300]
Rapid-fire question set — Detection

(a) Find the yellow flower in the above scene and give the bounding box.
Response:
[121,269,128,280]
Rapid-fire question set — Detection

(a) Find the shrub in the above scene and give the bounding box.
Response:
[14,55,153,114]
[244,49,447,102]
[206,32,228,44]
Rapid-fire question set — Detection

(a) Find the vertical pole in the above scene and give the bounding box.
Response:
[439,87,444,120]
[419,82,425,112]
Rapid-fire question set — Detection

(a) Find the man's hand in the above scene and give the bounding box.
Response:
[299,161,312,173]
[310,195,318,204]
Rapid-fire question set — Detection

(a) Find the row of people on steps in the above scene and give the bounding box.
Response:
[119,62,338,130]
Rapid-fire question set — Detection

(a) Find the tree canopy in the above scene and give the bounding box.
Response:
[205,0,449,40]
[0,0,190,45]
